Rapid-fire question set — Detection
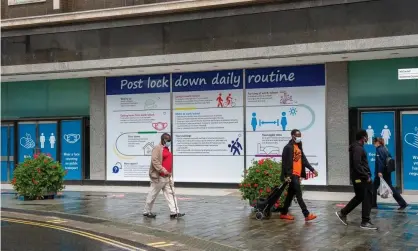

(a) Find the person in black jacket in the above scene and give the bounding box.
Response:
[372,137,408,210]
[336,129,377,230]
[280,129,318,221]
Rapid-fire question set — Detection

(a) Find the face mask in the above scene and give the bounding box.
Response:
[165,141,171,147]
[152,122,168,131]
[294,137,302,143]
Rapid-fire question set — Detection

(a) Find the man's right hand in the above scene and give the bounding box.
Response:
[285,177,291,183]
[162,169,170,176]
[367,177,372,183]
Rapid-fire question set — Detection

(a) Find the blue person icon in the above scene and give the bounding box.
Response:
[228,138,243,155]
[251,112,258,131]
[281,112,288,131]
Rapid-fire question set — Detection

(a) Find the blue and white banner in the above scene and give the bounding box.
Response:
[17,123,37,163]
[105,65,326,184]
[61,120,83,180]
[246,64,325,89]
[172,70,243,92]
[401,112,418,191]
[106,74,170,95]
[361,111,396,184]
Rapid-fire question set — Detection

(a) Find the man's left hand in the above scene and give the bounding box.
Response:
[314,170,319,177]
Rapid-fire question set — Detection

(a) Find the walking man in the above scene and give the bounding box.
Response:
[280,129,318,221]
[143,133,185,219]
[336,129,377,230]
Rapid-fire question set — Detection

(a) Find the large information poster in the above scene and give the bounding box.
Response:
[245,65,326,185]
[172,70,245,183]
[401,111,418,191]
[106,74,171,181]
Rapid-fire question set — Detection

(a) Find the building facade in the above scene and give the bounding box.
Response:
[1,0,418,192]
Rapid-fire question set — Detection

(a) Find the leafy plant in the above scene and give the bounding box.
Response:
[239,158,289,210]
[12,153,66,199]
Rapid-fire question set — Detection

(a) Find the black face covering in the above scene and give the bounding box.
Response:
[362,137,368,145]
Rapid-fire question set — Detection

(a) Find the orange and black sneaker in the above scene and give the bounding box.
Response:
[280,214,295,220]
[305,213,317,222]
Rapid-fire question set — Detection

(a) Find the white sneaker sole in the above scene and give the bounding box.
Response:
[335,212,348,226]
[360,226,378,230]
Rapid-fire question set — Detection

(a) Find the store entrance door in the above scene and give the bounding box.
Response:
[356,108,418,192]
[1,123,15,182]
[401,111,418,193]
[360,111,397,186]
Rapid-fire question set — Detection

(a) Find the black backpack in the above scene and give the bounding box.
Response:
[384,148,395,173]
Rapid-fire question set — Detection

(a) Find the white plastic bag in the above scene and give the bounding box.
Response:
[378,177,393,199]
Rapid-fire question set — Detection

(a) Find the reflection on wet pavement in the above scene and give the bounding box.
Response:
[1,221,125,251]
[2,191,418,251]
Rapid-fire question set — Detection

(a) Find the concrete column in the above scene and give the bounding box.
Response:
[326,62,350,186]
[89,77,106,180]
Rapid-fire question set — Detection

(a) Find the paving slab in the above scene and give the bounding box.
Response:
[2,191,418,251]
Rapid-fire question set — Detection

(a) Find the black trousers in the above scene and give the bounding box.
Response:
[341,180,373,223]
[281,175,309,217]
[372,174,407,207]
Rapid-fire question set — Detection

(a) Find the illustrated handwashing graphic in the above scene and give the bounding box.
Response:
[405,129,418,149]
[20,133,35,149]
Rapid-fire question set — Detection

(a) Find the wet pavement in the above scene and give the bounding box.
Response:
[2,190,418,251]
[1,220,130,251]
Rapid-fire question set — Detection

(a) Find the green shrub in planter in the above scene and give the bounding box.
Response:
[239,158,293,211]
[12,153,66,200]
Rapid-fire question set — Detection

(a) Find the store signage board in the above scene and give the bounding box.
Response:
[398,68,418,80]
[8,0,46,5]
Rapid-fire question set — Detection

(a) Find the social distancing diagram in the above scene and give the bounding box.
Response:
[105,66,327,184]
[248,104,315,132]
